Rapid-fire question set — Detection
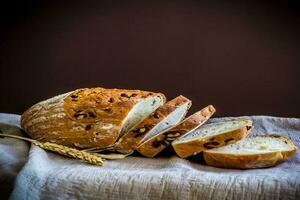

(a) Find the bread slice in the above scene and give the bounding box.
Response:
[203,134,298,169]
[21,87,166,150]
[114,95,192,153]
[172,118,252,158]
[137,105,216,157]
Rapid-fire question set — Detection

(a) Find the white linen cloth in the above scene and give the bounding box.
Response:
[0,113,299,200]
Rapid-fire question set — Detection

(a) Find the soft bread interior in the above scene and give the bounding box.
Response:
[173,119,249,143]
[139,102,190,144]
[120,96,164,136]
[206,136,294,154]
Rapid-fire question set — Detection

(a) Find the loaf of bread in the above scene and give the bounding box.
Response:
[137,105,216,157]
[203,134,298,169]
[114,95,191,153]
[21,87,166,150]
[172,118,252,158]
[20,87,297,169]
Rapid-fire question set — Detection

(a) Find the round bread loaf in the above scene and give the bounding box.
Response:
[21,87,166,150]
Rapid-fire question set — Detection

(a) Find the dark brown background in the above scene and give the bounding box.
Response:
[0,0,299,117]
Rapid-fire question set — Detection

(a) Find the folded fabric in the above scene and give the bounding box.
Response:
[0,114,30,199]
[0,113,300,200]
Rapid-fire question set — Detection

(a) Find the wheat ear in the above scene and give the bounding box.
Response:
[0,133,104,166]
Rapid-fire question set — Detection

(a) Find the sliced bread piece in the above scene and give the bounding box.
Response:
[114,95,192,153]
[203,134,298,169]
[172,118,252,158]
[21,87,166,150]
[137,105,216,157]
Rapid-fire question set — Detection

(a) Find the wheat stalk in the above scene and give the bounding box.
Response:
[85,151,132,160]
[0,133,104,166]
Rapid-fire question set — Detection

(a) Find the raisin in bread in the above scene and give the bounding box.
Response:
[172,118,252,158]
[137,105,216,157]
[114,95,191,153]
[21,87,166,150]
[203,134,297,169]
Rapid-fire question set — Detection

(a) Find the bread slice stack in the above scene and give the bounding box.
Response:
[137,105,216,157]
[21,87,297,169]
[114,95,192,153]
[171,119,297,169]
[172,118,253,158]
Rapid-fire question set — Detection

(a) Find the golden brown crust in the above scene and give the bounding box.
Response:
[114,95,191,153]
[137,105,216,157]
[203,134,298,169]
[172,120,252,158]
[21,87,165,150]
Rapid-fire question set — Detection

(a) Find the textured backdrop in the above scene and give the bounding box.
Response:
[0,0,299,117]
